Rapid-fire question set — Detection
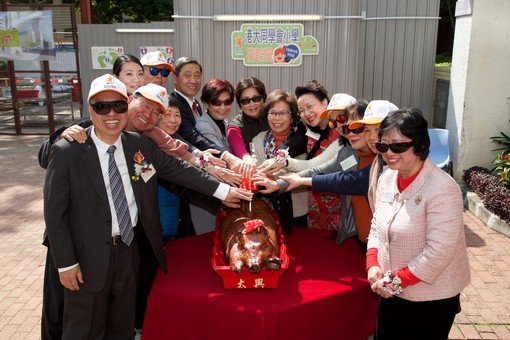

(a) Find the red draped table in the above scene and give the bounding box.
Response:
[143,227,378,339]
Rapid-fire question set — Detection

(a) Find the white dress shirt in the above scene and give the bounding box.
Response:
[59,128,138,273]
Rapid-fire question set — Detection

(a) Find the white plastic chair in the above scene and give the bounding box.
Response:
[428,128,452,175]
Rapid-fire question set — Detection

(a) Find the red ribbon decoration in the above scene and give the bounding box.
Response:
[240,178,258,192]
[242,219,264,234]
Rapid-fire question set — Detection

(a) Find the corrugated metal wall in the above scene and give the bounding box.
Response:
[77,22,176,113]
[173,0,439,120]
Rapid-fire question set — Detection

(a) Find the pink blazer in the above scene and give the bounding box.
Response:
[367,158,470,301]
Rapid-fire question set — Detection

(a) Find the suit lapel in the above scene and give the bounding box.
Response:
[173,91,198,122]
[121,132,142,209]
[81,129,110,211]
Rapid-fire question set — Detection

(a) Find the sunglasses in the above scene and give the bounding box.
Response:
[334,112,347,124]
[341,125,364,135]
[239,95,263,106]
[210,98,234,107]
[375,141,414,153]
[148,66,170,78]
[90,101,128,115]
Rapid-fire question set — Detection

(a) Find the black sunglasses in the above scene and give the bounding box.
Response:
[90,101,128,115]
[375,141,414,153]
[210,98,234,107]
[341,125,364,135]
[148,66,170,78]
[334,112,347,125]
[239,95,263,106]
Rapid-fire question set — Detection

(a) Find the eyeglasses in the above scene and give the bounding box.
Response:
[298,101,321,116]
[375,141,414,153]
[210,98,234,107]
[268,110,291,117]
[136,97,162,117]
[341,125,364,135]
[89,101,128,115]
[239,95,263,106]
[148,66,170,78]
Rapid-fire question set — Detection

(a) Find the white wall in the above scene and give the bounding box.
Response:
[447,0,510,178]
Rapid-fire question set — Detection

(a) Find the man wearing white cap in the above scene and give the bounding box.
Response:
[43,74,252,338]
[140,51,174,87]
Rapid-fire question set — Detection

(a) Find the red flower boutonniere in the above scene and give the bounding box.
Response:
[132,150,151,181]
[242,219,264,234]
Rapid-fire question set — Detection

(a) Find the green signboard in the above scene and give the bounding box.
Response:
[231,23,319,67]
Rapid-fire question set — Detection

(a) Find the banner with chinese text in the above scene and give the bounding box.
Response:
[231,24,319,67]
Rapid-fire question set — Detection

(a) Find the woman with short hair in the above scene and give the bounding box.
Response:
[227,77,269,176]
[251,89,308,233]
[367,108,470,339]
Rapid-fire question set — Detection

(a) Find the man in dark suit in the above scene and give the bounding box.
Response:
[171,56,242,170]
[43,74,252,338]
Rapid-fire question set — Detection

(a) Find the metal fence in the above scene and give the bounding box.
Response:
[0,4,81,135]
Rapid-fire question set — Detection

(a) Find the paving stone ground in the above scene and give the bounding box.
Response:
[0,135,509,339]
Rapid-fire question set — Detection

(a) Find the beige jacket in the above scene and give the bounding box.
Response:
[367,158,470,301]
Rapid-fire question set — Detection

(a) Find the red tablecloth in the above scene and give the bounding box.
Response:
[143,227,378,340]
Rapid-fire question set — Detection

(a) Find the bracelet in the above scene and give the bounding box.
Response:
[194,152,211,171]
[382,270,403,296]
[274,148,289,165]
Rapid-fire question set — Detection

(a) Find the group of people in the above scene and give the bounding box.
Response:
[40,50,470,340]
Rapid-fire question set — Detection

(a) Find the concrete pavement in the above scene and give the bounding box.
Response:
[0,135,509,339]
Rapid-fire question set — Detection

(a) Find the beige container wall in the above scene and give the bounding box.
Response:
[77,22,176,116]
[173,0,440,121]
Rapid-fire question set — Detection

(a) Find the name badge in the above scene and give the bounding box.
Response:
[380,190,395,203]
[141,164,156,183]
[340,155,357,170]
[305,129,321,141]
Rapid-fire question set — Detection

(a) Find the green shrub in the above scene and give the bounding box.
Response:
[491,132,510,188]
[464,166,510,224]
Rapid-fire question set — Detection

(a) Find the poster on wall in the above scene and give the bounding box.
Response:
[231,23,319,67]
[91,46,124,70]
[0,10,56,61]
[140,46,174,67]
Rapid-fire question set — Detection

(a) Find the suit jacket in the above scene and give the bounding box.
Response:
[38,118,218,232]
[44,129,221,293]
[170,91,228,152]
[367,158,471,302]
[195,111,230,152]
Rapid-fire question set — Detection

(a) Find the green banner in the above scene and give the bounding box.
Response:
[231,23,319,67]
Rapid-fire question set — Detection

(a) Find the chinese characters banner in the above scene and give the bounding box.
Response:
[0,10,56,61]
[231,23,319,67]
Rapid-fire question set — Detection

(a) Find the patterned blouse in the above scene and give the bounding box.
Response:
[306,128,342,230]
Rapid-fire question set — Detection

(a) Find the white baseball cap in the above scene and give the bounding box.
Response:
[349,100,398,129]
[320,93,357,119]
[140,51,174,71]
[133,83,169,114]
[88,74,128,101]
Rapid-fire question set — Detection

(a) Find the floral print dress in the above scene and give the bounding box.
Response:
[307,128,341,230]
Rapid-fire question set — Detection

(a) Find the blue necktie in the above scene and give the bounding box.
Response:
[107,145,134,246]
